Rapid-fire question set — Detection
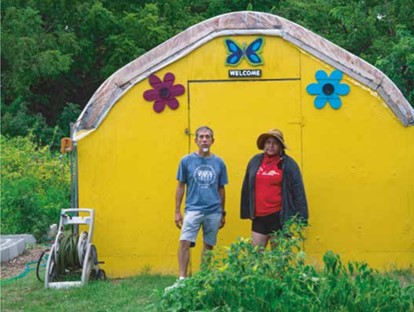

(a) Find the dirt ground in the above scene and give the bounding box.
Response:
[0,245,49,280]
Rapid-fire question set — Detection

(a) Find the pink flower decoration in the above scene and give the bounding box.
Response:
[143,72,185,113]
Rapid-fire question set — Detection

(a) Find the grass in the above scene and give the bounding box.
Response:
[2,227,413,312]
[1,271,176,311]
[1,267,413,312]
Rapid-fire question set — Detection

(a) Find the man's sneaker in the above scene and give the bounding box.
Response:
[164,277,186,293]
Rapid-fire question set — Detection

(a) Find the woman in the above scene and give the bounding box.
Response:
[240,129,308,247]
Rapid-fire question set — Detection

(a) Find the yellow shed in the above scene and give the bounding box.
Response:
[72,11,414,278]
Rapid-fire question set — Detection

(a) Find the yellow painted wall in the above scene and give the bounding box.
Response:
[301,52,414,268]
[77,35,414,277]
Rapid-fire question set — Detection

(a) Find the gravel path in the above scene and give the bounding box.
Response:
[1,245,49,280]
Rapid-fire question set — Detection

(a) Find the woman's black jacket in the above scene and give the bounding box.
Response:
[240,153,309,225]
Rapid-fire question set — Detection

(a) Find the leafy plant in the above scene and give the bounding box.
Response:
[159,220,413,311]
[1,134,71,241]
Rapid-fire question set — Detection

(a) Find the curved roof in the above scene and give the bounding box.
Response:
[73,11,414,140]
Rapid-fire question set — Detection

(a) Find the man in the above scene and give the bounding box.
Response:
[171,126,228,286]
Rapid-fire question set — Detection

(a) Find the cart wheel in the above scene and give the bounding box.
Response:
[54,232,64,260]
[89,268,106,281]
[77,231,88,265]
[90,245,98,265]
[45,245,58,287]
[81,245,93,285]
[96,269,107,280]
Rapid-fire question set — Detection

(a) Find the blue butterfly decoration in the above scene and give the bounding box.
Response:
[224,37,264,67]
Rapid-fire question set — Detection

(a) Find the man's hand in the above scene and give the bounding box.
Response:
[219,216,225,229]
[175,182,185,229]
[175,211,183,229]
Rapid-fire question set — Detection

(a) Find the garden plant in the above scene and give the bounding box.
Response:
[159,221,414,312]
[1,134,71,241]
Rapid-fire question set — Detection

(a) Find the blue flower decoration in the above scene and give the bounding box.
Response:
[306,70,350,109]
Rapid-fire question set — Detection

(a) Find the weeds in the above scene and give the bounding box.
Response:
[159,220,414,311]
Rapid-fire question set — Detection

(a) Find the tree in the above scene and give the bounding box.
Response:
[1,0,412,148]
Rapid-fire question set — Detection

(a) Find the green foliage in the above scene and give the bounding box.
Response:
[159,221,414,311]
[1,0,413,147]
[0,135,71,241]
[1,272,176,311]
[1,5,77,98]
[272,0,414,104]
[1,99,81,149]
[1,97,49,142]
[56,103,82,137]
[375,26,414,104]
[1,270,412,312]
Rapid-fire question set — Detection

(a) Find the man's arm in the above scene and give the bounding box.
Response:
[175,181,185,229]
[218,186,226,229]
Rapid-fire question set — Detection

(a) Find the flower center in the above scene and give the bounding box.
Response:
[159,87,170,99]
[322,83,335,95]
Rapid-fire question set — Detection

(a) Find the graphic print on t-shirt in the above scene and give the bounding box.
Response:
[257,167,280,176]
[193,165,216,187]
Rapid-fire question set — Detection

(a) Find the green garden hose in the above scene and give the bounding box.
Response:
[56,233,82,275]
[1,250,48,285]
[2,232,97,285]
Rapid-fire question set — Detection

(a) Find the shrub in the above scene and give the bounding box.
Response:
[1,134,70,241]
[159,221,413,311]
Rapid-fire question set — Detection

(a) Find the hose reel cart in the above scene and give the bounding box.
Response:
[45,208,106,289]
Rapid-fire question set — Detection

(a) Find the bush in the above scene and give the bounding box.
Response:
[1,134,70,241]
[1,98,81,150]
[159,221,413,311]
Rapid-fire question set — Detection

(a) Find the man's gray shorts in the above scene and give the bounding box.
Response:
[180,211,222,246]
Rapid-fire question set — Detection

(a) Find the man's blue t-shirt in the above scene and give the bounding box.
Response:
[177,153,228,214]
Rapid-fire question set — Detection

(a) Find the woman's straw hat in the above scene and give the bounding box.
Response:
[256,129,288,150]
